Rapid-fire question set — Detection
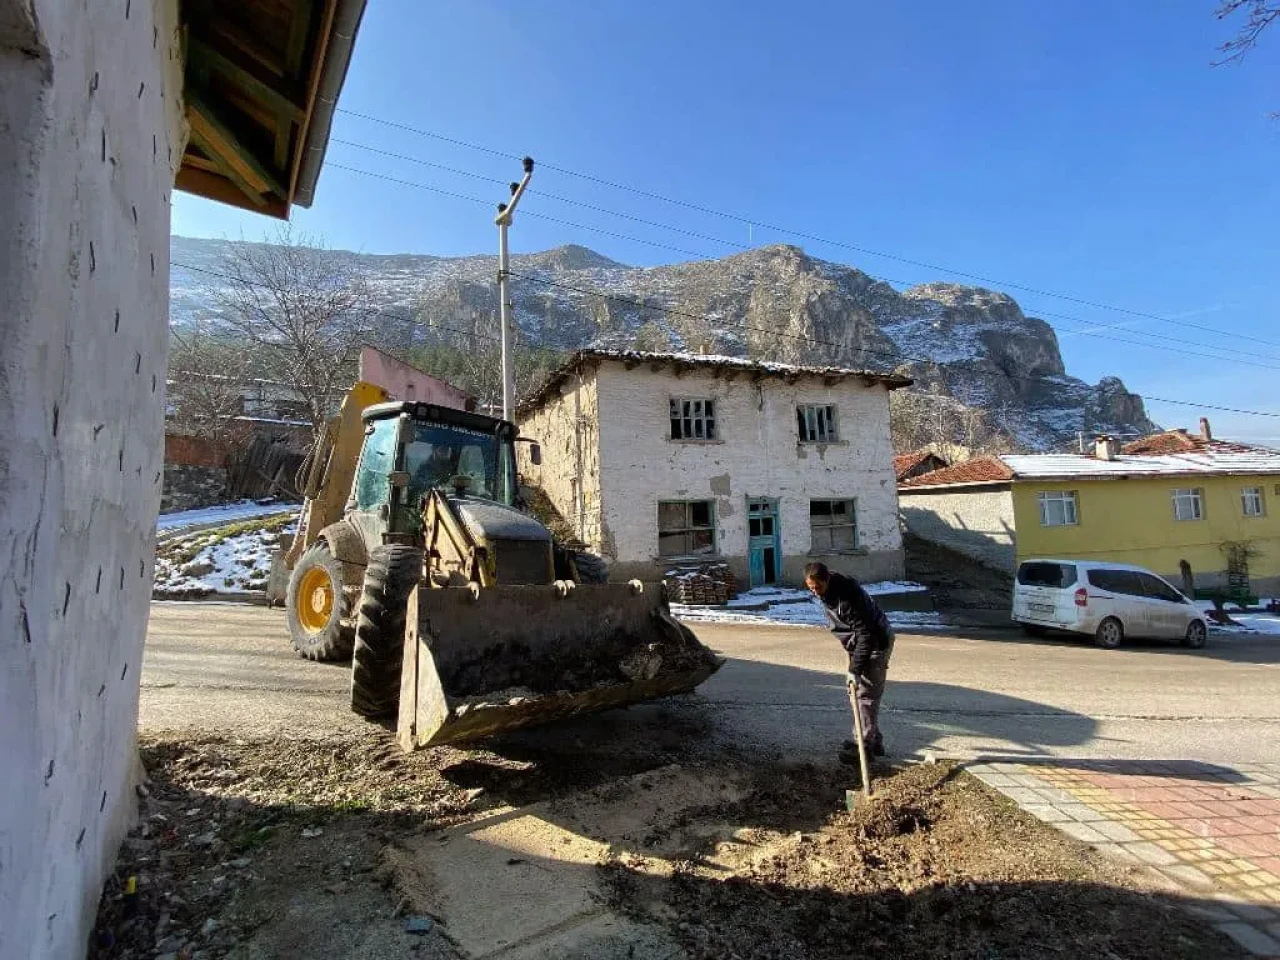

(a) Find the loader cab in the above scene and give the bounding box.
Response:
[353,402,520,538]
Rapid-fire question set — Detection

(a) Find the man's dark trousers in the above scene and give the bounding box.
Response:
[847,634,894,752]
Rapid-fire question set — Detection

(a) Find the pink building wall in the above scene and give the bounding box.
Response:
[358,346,473,410]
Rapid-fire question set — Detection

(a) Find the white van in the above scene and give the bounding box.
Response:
[1012,559,1208,650]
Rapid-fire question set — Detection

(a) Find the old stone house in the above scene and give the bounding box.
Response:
[516,350,912,588]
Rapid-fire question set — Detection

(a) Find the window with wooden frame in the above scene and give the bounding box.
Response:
[810,499,858,552]
[669,398,717,441]
[657,500,716,557]
[796,404,838,443]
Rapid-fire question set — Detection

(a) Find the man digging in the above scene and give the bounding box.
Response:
[804,562,895,764]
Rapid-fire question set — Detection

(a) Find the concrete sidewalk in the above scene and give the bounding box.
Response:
[965,758,1280,956]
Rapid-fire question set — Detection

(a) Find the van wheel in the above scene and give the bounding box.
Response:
[1095,617,1124,650]
[1022,624,1047,638]
[1182,619,1208,650]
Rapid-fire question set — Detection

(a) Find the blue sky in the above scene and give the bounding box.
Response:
[172,0,1280,444]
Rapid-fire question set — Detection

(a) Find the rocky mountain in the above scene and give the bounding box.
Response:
[170,236,1158,450]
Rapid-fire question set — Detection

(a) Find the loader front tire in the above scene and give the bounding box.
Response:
[286,541,355,662]
[351,545,423,718]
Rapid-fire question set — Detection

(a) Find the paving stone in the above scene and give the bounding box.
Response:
[1056,821,1109,845]
[1091,820,1141,843]
[1214,895,1280,923]
[975,773,1017,788]
[1092,842,1139,865]
[1182,903,1238,922]
[1000,787,1049,804]
[1125,842,1180,867]
[1030,787,1079,805]
[1213,921,1280,956]
[1159,864,1214,889]
[1059,803,1108,822]
[1022,804,1073,824]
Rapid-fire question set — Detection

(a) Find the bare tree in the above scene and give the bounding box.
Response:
[167,322,253,449]
[1216,0,1279,63]
[214,226,373,438]
[889,388,1014,458]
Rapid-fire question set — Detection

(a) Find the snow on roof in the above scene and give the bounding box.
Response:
[1002,449,1280,479]
[901,443,1280,490]
[518,349,912,418]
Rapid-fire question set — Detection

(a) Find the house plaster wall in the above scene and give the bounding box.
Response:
[899,487,1017,572]
[592,364,904,585]
[517,371,603,549]
[0,1,186,956]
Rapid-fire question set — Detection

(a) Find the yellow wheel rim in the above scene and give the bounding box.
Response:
[296,566,335,634]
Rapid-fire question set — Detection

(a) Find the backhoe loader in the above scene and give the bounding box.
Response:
[278,383,721,749]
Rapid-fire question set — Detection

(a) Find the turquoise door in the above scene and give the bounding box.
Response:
[747,499,780,587]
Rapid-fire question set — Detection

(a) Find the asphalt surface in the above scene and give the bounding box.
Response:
[141,602,1280,763]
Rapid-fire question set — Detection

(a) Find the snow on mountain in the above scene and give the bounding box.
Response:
[169,236,1157,450]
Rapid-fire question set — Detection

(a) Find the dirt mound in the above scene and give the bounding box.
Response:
[604,762,1245,960]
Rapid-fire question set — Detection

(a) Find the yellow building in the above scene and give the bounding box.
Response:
[898,429,1280,597]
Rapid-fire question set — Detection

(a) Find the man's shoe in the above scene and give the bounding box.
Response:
[839,739,886,760]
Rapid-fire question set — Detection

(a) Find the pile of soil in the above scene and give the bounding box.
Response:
[604,762,1245,960]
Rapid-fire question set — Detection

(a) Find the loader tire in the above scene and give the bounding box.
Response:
[571,551,609,584]
[351,545,423,718]
[286,541,355,662]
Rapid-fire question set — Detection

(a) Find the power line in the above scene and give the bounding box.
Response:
[172,258,502,344]
[334,107,1280,350]
[507,270,1280,420]
[170,256,1280,421]
[323,160,1280,372]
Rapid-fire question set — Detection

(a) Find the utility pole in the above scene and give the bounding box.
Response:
[495,156,534,421]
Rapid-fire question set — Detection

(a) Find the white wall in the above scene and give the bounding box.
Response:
[593,363,903,583]
[517,372,603,549]
[899,487,1017,572]
[0,1,186,956]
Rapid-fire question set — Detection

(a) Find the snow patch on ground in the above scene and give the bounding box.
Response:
[674,584,945,630]
[153,521,294,597]
[157,500,296,532]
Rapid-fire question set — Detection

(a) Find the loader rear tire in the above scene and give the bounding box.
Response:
[571,551,609,584]
[351,545,423,718]
[286,541,355,661]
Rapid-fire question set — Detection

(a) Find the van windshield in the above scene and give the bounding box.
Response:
[1017,562,1077,589]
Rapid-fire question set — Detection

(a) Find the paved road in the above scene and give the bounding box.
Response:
[141,602,1280,763]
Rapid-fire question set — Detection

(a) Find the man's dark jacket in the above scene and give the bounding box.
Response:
[818,572,893,676]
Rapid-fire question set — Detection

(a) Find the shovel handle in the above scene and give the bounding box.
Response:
[850,673,873,800]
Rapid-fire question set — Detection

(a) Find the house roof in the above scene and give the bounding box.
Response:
[899,441,1280,491]
[898,456,1015,490]
[517,349,912,418]
[175,0,367,218]
[1121,428,1263,456]
[894,450,947,480]
[1001,449,1280,479]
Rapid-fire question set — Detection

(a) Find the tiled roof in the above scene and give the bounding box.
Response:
[517,349,913,418]
[1122,429,1266,456]
[898,456,1015,489]
[894,450,946,480]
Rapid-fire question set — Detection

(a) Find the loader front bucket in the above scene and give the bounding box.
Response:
[396,581,722,749]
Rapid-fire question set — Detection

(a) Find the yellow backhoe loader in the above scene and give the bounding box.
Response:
[276,383,721,749]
